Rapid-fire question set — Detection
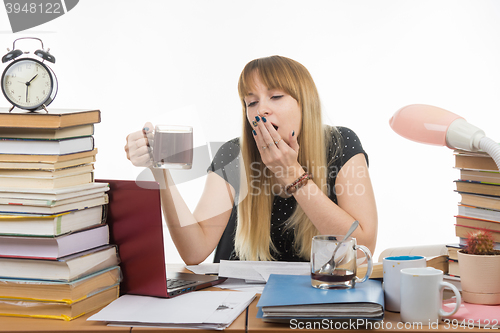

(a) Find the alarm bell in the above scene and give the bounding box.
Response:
[34,49,55,63]
[1,49,22,63]
[1,37,55,64]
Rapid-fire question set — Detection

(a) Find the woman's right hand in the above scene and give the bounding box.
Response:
[125,122,154,167]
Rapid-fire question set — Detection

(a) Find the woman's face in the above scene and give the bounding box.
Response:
[244,73,302,144]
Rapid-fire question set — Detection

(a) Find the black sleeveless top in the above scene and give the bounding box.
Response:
[207,127,368,262]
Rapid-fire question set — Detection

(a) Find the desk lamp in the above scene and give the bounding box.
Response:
[389,104,500,171]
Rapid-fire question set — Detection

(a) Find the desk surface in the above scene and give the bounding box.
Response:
[1,294,493,333]
[0,271,493,333]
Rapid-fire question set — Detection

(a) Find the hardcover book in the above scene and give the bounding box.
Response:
[0,148,97,165]
[0,136,94,155]
[0,205,105,237]
[0,124,94,140]
[0,193,107,214]
[0,266,120,303]
[0,245,119,281]
[0,285,118,321]
[0,181,108,201]
[0,108,100,129]
[0,224,109,259]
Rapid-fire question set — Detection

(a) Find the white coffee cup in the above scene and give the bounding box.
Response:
[383,255,426,312]
[400,267,461,324]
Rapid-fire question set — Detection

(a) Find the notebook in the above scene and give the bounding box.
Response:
[256,274,384,321]
[95,179,226,298]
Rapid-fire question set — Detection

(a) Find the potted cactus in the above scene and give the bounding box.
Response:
[457,230,500,305]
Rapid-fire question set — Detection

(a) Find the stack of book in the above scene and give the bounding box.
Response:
[0,108,120,321]
[448,148,500,278]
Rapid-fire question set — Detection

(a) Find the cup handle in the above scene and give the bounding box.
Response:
[354,245,373,283]
[439,281,461,317]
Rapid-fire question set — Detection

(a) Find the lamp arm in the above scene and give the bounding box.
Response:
[479,137,500,172]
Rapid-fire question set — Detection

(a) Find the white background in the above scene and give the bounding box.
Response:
[1,0,500,263]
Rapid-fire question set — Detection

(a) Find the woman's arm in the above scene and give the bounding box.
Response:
[153,169,235,264]
[125,124,235,264]
[292,153,378,253]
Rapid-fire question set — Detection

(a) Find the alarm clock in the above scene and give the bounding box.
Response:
[1,37,57,112]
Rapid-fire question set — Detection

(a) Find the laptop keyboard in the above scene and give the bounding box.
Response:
[167,278,196,289]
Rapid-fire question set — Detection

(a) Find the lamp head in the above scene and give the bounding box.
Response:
[390,104,485,151]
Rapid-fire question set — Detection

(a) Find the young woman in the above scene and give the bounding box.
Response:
[125,55,377,264]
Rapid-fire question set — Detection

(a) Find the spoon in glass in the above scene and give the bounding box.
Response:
[318,220,359,275]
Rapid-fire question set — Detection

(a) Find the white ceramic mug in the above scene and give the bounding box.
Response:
[400,267,461,324]
[383,255,426,312]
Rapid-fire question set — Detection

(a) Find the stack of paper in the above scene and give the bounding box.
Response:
[186,261,311,294]
[186,260,311,294]
[218,260,311,282]
[257,274,384,322]
[88,291,256,330]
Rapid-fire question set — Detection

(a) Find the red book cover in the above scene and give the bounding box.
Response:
[96,179,169,297]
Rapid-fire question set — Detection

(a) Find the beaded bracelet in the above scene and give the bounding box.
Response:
[284,172,313,196]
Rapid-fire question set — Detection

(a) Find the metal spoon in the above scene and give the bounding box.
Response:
[318,220,359,274]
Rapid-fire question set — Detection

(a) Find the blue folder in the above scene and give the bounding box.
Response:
[256,274,384,321]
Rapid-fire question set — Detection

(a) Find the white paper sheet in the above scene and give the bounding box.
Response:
[218,260,311,282]
[88,291,256,330]
[185,263,219,275]
[217,278,266,294]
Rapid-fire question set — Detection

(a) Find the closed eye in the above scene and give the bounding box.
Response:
[247,101,257,108]
[271,95,283,100]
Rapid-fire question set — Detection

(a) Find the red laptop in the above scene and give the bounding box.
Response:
[96,179,226,298]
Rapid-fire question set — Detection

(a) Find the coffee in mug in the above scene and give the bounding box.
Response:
[311,235,373,289]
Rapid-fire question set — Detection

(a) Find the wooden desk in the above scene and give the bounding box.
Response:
[0,264,490,333]
[2,295,493,333]
[246,295,493,332]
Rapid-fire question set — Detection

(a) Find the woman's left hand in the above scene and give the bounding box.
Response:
[252,116,304,186]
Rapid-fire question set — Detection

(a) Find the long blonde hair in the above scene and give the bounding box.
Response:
[235,55,340,261]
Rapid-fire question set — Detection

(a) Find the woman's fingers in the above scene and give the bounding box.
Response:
[259,117,279,150]
[125,123,154,167]
[251,117,269,154]
[252,116,282,151]
[142,122,154,147]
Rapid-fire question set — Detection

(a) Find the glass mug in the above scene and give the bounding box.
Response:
[311,235,373,289]
[152,125,193,170]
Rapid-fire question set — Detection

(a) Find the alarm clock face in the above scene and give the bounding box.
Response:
[1,58,57,110]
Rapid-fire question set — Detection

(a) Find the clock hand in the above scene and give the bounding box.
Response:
[23,75,38,102]
[28,74,38,83]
